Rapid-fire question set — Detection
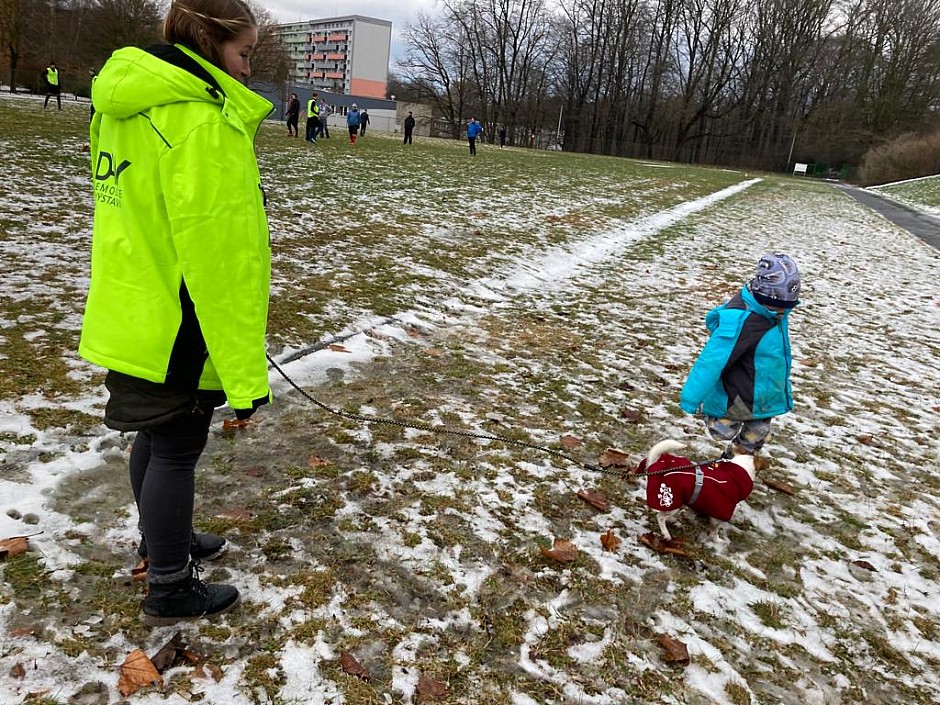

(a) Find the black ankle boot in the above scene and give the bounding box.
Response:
[141,562,239,626]
[138,530,226,561]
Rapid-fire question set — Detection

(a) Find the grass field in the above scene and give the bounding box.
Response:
[1,93,940,705]
[872,174,940,217]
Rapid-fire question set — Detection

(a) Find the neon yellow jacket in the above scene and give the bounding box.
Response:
[80,44,274,410]
[46,67,59,86]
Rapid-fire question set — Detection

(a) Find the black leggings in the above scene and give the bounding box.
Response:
[129,409,213,582]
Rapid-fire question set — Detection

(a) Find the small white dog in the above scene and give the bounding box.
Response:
[636,440,756,540]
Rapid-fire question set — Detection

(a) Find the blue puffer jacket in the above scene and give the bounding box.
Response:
[680,286,794,420]
[467,121,482,139]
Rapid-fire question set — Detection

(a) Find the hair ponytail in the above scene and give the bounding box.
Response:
[163,0,256,69]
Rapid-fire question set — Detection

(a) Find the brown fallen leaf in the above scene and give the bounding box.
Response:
[221,418,250,430]
[244,466,266,477]
[540,538,578,563]
[576,489,609,512]
[117,649,162,697]
[600,529,621,552]
[131,559,149,582]
[763,478,795,496]
[10,628,34,638]
[192,663,223,682]
[619,408,642,423]
[151,632,188,674]
[656,634,690,666]
[340,651,370,680]
[416,673,447,699]
[9,662,25,679]
[181,649,203,666]
[560,434,582,449]
[0,536,29,560]
[857,434,875,446]
[598,447,631,468]
[217,508,254,520]
[308,455,332,468]
[328,343,351,353]
[638,533,690,557]
[423,348,443,356]
[851,559,877,572]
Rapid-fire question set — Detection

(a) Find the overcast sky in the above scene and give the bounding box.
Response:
[262,0,440,65]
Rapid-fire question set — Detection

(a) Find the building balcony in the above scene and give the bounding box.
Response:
[327,33,348,41]
[325,72,345,79]
[325,53,346,60]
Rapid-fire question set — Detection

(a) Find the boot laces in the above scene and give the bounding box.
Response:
[190,560,211,598]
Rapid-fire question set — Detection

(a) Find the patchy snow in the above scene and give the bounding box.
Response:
[1,92,940,704]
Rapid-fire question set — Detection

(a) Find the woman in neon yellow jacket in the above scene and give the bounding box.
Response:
[79,0,272,625]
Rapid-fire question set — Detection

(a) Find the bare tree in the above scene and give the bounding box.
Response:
[399,11,474,137]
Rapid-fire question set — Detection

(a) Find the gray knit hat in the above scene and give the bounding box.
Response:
[748,253,800,309]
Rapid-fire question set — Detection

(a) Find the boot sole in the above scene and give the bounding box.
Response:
[140,594,241,627]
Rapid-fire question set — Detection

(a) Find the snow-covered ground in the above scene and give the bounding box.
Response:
[2,93,940,704]
[870,173,940,217]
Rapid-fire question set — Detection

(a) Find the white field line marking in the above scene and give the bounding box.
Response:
[277,178,762,373]
[470,178,762,300]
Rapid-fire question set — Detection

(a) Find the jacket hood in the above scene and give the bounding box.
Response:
[92,44,272,128]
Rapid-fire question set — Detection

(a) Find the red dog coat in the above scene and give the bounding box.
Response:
[639,453,754,522]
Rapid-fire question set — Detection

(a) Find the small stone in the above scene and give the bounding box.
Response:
[6,509,22,520]
[22,513,40,525]
[69,681,110,705]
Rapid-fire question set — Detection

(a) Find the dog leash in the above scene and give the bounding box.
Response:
[264,353,638,477]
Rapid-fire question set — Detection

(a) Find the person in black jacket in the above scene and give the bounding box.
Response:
[403,111,415,144]
[359,108,370,136]
[286,92,299,136]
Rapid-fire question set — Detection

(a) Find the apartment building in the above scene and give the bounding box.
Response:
[275,15,392,99]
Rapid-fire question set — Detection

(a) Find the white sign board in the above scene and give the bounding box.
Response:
[793,162,808,176]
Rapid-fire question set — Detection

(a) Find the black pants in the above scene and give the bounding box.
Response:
[287,116,298,135]
[469,137,477,155]
[404,131,413,144]
[129,408,213,583]
[44,91,61,109]
[306,116,320,141]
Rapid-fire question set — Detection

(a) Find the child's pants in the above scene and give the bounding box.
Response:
[705,416,773,454]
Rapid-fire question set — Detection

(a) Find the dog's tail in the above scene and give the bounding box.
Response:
[647,439,686,466]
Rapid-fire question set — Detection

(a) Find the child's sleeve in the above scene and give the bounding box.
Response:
[679,313,739,414]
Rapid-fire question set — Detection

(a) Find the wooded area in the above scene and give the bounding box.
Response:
[3,0,938,179]
[0,0,287,98]
[396,0,940,177]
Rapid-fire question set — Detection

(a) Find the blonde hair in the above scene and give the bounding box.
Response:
[163,0,256,69]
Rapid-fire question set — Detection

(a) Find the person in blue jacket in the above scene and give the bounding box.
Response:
[467,117,483,156]
[347,103,361,144]
[680,253,801,457]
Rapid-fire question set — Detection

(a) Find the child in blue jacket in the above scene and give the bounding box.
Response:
[680,253,801,456]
